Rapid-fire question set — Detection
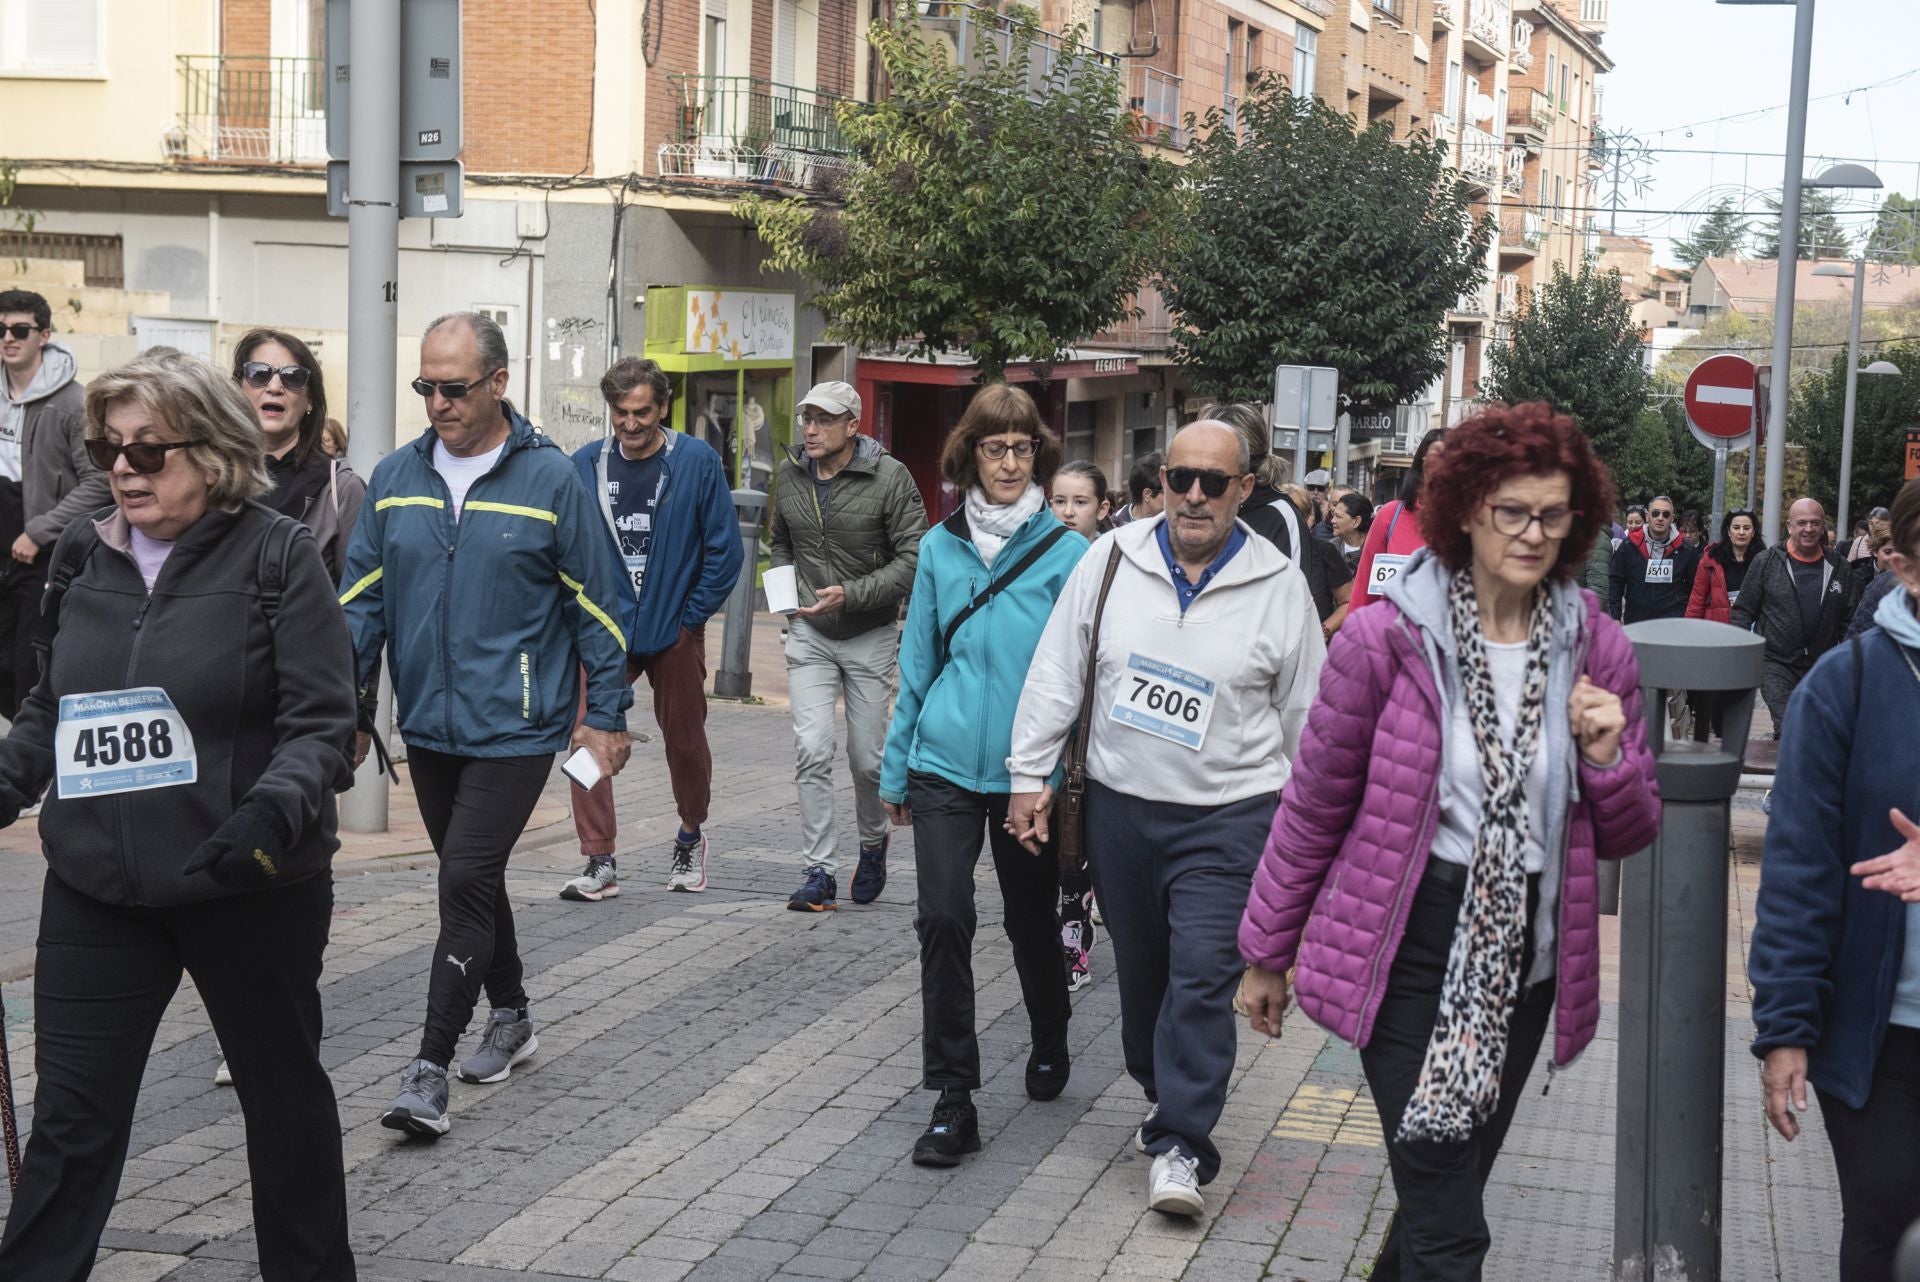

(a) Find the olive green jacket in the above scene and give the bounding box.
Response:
[770,435,926,640]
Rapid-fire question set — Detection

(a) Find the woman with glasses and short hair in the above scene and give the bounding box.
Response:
[0,349,360,1279]
[879,383,1087,1168]
[232,329,366,584]
[1240,403,1661,1282]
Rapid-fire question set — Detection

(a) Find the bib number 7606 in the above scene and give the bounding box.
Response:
[1128,676,1203,724]
[70,719,176,768]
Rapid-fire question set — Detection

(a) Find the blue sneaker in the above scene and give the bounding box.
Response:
[849,833,889,905]
[787,865,838,912]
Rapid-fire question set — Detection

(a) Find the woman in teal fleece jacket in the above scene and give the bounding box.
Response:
[877,385,1088,1168]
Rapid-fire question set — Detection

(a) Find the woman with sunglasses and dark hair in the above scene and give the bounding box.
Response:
[232,329,365,584]
[1352,426,1446,611]
[0,349,359,1279]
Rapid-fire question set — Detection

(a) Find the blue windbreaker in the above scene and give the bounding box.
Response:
[879,507,1088,803]
[571,431,743,657]
[339,407,632,757]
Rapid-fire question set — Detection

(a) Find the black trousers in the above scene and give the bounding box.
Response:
[0,476,46,719]
[1361,861,1555,1282]
[410,747,551,1068]
[1816,1025,1920,1282]
[0,871,354,1281]
[909,771,1068,1091]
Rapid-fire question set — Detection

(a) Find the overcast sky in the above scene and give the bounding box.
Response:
[1599,0,1920,268]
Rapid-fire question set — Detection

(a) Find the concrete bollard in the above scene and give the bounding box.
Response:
[715,488,768,700]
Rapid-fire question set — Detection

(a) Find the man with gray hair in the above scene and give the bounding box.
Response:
[1007,420,1325,1218]
[341,311,634,1136]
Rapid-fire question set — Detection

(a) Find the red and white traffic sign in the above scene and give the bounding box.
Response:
[1684,354,1758,442]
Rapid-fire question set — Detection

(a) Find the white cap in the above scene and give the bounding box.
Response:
[1304,469,1332,487]
[798,381,861,419]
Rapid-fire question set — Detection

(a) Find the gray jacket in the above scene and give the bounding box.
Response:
[1730,544,1856,667]
[4,343,109,549]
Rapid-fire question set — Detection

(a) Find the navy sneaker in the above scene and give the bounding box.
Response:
[849,833,889,905]
[787,866,838,912]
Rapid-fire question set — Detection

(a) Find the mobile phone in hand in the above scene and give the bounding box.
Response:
[561,746,602,791]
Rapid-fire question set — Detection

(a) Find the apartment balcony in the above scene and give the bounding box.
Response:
[1458,123,1501,191]
[170,55,326,164]
[1578,0,1609,31]
[1452,285,1490,318]
[1089,282,1174,352]
[1498,210,1544,257]
[911,0,1117,97]
[1506,88,1553,148]
[1430,112,1457,144]
[1125,65,1185,149]
[1371,0,1407,23]
[659,75,853,189]
[1496,271,1521,316]
[1508,22,1533,71]
[1462,0,1509,62]
[1433,0,1457,30]
[1501,145,1526,195]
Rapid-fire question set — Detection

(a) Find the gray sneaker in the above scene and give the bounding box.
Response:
[381,1058,451,1137]
[458,1008,538,1084]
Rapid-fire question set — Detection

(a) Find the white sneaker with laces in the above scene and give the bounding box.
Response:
[1134,1102,1159,1153]
[560,855,619,902]
[667,833,709,892]
[1148,1145,1204,1217]
[213,1060,232,1086]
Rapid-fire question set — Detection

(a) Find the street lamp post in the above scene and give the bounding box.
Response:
[1813,257,1904,539]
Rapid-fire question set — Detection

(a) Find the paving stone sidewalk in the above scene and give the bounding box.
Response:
[0,689,1839,1281]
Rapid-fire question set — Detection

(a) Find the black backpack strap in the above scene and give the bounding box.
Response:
[255,513,301,623]
[939,524,1071,663]
[34,520,103,681]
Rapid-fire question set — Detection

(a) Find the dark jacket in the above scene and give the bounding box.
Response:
[1609,527,1699,623]
[1749,626,1920,1108]
[7,343,110,550]
[1848,569,1900,640]
[1585,535,1613,598]
[1730,543,1855,668]
[770,435,926,640]
[0,504,357,907]
[1239,483,1297,557]
[339,407,633,757]
[266,451,366,585]
[572,431,743,658]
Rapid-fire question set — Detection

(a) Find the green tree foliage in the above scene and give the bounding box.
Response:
[1658,393,1716,519]
[1609,408,1680,509]
[1757,188,1852,261]
[1161,73,1490,407]
[1866,193,1920,266]
[1482,262,1649,462]
[737,4,1182,381]
[1671,198,1750,270]
[1790,337,1920,519]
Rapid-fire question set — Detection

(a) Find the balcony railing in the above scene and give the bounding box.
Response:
[1502,145,1527,194]
[1507,88,1554,139]
[912,0,1117,96]
[1508,23,1533,71]
[1499,210,1544,250]
[173,55,326,164]
[1464,0,1509,56]
[1459,123,1501,186]
[1126,65,1185,148]
[1497,272,1521,315]
[1454,286,1489,316]
[1430,111,1456,143]
[1090,282,1174,350]
[660,75,853,187]
[1433,0,1457,28]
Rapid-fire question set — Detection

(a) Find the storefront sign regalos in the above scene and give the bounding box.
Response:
[685,291,796,362]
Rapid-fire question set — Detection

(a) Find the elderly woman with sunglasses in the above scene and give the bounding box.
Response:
[1239,404,1661,1281]
[0,349,360,1280]
[233,328,366,584]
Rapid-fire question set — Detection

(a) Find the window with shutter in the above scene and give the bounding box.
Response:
[2,0,103,75]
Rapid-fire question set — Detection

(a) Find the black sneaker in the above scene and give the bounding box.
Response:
[912,1088,980,1167]
[1026,1037,1070,1101]
[787,866,837,912]
[849,833,889,905]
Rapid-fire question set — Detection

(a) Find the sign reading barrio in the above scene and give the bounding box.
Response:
[1684,354,1759,442]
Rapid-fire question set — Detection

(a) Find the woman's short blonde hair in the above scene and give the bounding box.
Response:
[85,348,271,505]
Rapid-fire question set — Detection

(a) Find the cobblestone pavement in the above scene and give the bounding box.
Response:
[0,676,1841,1281]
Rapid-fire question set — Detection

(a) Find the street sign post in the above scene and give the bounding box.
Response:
[1684,355,1758,536]
[326,0,465,221]
[1273,365,1339,482]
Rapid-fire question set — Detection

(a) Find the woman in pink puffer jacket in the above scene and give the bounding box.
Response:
[1238,405,1662,1282]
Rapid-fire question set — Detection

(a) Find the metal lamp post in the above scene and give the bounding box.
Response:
[1812,257,1901,538]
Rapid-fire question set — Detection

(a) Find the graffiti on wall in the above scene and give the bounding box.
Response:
[541,314,605,451]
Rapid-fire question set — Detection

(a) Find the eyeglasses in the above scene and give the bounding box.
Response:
[976,438,1038,460]
[1486,502,1579,539]
[1648,508,1675,519]
[1164,467,1242,499]
[797,410,852,427]
[0,323,42,341]
[1306,485,1328,494]
[411,370,498,400]
[85,438,206,474]
[239,361,312,391]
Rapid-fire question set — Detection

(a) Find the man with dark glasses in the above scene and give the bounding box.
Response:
[0,289,105,717]
[1007,420,1326,1220]
[1608,493,1698,625]
[339,311,634,1137]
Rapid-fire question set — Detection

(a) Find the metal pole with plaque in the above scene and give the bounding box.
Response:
[1272,365,1339,483]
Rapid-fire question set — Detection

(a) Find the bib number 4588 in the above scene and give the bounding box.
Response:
[71,719,176,768]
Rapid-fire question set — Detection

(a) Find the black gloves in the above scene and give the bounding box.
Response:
[182,801,291,888]
[0,781,31,830]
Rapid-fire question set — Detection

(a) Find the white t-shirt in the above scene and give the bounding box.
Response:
[1430,640,1550,875]
[432,439,505,518]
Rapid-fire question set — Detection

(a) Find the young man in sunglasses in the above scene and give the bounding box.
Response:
[1007,420,1326,1219]
[0,289,106,718]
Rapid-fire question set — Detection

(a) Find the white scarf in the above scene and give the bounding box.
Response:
[965,483,1045,566]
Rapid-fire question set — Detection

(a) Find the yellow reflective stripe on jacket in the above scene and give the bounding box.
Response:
[559,572,628,652]
[339,565,383,606]
[464,500,558,523]
[374,495,447,512]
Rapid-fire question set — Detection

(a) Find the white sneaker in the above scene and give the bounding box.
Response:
[1134,1102,1159,1152]
[1147,1145,1204,1217]
[560,855,619,902]
[667,833,708,892]
[1090,895,1103,927]
[213,1060,232,1086]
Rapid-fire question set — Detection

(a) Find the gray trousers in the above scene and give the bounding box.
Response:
[786,616,897,875]
[1762,657,1812,741]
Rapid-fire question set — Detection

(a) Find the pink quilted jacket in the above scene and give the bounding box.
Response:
[1238,577,1661,1068]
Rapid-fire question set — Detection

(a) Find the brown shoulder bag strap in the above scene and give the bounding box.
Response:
[1064,543,1124,783]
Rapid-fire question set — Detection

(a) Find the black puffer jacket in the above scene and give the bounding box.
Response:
[0,503,357,907]
[1731,543,1857,668]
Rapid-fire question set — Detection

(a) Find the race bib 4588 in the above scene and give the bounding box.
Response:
[54,687,197,799]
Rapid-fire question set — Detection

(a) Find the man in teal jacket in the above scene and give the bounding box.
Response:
[340,312,632,1137]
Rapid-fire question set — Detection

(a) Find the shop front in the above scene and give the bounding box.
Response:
[642,286,799,493]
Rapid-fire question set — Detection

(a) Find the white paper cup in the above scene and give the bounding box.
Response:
[764,565,800,614]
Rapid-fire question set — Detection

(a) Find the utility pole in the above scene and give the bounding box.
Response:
[1757,0,1816,545]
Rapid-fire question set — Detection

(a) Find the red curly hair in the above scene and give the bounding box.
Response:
[1416,401,1616,581]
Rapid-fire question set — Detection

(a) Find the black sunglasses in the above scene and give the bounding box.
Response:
[1164,466,1242,499]
[0,323,42,341]
[239,361,312,391]
[411,370,499,401]
[85,438,206,475]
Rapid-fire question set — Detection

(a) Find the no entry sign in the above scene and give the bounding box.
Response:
[1684,354,1758,446]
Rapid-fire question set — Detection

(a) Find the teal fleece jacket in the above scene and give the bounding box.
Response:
[879,508,1088,804]
[339,408,632,756]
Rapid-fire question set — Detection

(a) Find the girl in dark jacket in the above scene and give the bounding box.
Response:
[1751,477,1920,1282]
[0,350,360,1281]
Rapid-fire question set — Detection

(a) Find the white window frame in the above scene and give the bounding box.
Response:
[0,0,106,79]
[1291,21,1317,99]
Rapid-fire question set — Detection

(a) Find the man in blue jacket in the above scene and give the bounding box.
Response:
[561,357,742,900]
[340,312,633,1137]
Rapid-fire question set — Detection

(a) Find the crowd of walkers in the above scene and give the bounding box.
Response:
[0,285,1911,1280]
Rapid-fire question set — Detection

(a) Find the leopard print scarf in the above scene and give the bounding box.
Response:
[1397,568,1554,1144]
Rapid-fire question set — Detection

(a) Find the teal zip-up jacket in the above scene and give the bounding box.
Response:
[339,407,632,757]
[879,506,1087,803]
